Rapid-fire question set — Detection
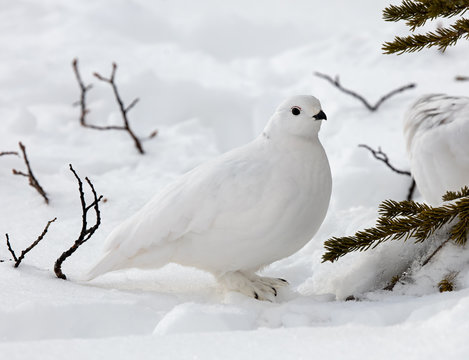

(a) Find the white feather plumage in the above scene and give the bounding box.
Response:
[404,94,469,205]
[87,95,332,300]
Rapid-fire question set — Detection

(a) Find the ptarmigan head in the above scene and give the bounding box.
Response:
[263,95,327,140]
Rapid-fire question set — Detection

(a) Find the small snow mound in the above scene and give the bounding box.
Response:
[153,303,257,335]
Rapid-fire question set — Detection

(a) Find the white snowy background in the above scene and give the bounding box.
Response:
[1,0,469,358]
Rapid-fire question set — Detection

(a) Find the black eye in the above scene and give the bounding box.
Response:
[291,107,301,115]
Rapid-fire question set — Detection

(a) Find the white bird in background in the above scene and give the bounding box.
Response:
[404,94,469,205]
[87,95,332,300]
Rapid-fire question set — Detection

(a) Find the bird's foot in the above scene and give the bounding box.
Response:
[218,271,289,301]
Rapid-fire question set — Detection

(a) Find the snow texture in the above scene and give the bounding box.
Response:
[1,0,469,359]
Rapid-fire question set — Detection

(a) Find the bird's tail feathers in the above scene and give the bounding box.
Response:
[83,251,126,281]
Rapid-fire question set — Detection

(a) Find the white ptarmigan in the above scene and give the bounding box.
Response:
[87,95,332,300]
[404,94,469,206]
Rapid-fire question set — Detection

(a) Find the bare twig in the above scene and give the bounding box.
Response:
[12,142,49,204]
[5,234,18,262]
[359,144,410,176]
[0,151,19,156]
[455,76,469,81]
[5,218,57,268]
[72,59,157,153]
[407,179,417,203]
[15,218,56,268]
[383,275,401,291]
[384,236,452,291]
[421,238,451,267]
[72,58,93,126]
[314,72,416,112]
[93,63,144,154]
[359,144,416,201]
[54,164,103,280]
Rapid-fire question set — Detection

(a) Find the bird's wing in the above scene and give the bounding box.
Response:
[95,141,282,268]
[404,94,469,203]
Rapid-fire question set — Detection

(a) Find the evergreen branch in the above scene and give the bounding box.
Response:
[383,0,428,23]
[383,18,469,54]
[449,197,469,244]
[438,271,458,292]
[413,206,456,242]
[322,188,469,263]
[379,199,430,218]
[384,0,469,30]
[322,215,421,262]
[442,186,469,201]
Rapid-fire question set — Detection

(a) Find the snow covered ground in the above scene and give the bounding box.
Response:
[1,0,469,358]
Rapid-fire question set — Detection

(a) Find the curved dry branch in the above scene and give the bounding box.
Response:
[72,59,157,154]
[0,151,19,156]
[314,72,416,111]
[5,217,57,267]
[54,164,103,280]
[12,142,49,204]
[359,144,416,201]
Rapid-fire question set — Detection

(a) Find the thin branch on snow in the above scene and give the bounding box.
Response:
[93,63,149,154]
[383,236,451,291]
[5,234,18,262]
[72,58,93,126]
[358,144,416,201]
[455,75,469,81]
[72,59,157,153]
[12,142,49,204]
[5,217,57,268]
[0,151,19,157]
[54,164,103,280]
[314,72,416,112]
[421,238,452,267]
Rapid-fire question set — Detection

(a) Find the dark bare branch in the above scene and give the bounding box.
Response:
[407,178,417,203]
[145,130,159,140]
[73,59,157,153]
[359,144,411,176]
[79,124,125,131]
[72,58,93,126]
[125,97,140,113]
[54,164,103,280]
[5,218,56,267]
[421,238,451,267]
[14,218,57,268]
[455,75,469,81]
[314,72,416,112]
[0,151,19,157]
[5,234,18,262]
[359,144,416,201]
[12,142,49,204]
[11,170,28,177]
[92,63,145,154]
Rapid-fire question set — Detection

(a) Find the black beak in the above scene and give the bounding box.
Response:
[313,110,327,121]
